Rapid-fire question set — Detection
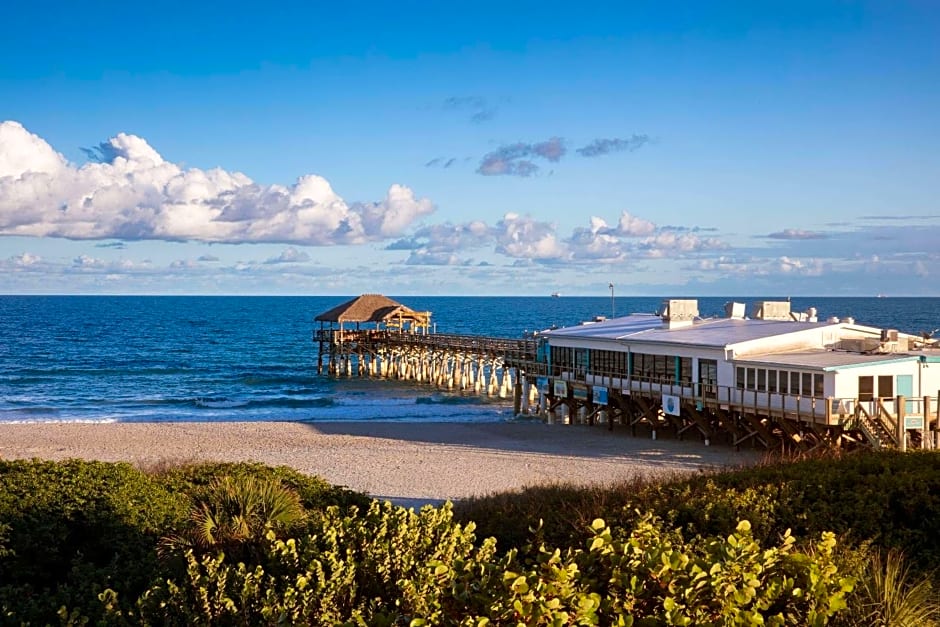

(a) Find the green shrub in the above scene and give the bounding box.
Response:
[118,511,855,625]
[0,459,372,625]
[455,451,940,571]
[0,459,188,624]
[128,501,494,625]
[153,461,371,512]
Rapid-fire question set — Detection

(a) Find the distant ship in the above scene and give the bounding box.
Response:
[550,292,561,298]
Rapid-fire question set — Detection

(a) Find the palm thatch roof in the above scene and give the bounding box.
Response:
[315,294,428,325]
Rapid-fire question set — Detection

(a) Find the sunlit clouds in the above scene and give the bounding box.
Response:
[0,121,434,246]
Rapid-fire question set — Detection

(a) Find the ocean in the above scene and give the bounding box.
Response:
[1,295,937,424]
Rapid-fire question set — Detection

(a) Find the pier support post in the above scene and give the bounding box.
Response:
[897,395,906,452]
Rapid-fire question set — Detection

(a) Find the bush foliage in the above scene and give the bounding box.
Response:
[0,452,937,624]
[454,450,940,569]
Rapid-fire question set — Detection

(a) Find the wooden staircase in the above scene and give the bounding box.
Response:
[855,404,897,450]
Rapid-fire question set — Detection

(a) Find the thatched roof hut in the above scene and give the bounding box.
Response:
[315,294,431,332]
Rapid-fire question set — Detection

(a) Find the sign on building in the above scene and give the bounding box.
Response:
[553,380,568,397]
[904,416,925,430]
[662,394,681,416]
[593,386,609,405]
[536,376,549,394]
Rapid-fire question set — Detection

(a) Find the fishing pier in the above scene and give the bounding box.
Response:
[314,295,940,453]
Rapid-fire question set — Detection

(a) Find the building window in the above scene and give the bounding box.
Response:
[878,375,893,398]
[778,370,789,394]
[768,370,777,394]
[631,352,688,384]
[757,368,766,392]
[589,349,628,378]
[813,373,824,397]
[736,367,745,389]
[679,357,692,385]
[700,359,718,398]
[791,371,801,395]
[859,376,874,401]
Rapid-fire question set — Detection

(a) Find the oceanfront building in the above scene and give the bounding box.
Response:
[314,295,939,452]
[536,299,940,451]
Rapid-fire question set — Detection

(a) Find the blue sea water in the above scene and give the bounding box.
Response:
[1,295,937,424]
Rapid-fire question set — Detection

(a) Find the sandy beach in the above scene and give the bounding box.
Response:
[0,421,759,506]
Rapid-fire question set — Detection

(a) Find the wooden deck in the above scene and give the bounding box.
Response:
[314,329,939,452]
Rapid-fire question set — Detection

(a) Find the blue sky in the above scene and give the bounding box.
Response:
[1,1,938,295]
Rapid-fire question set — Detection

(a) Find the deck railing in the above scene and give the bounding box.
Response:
[314,329,939,436]
[315,328,538,360]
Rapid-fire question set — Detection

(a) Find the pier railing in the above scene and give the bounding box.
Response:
[517,361,939,429]
[313,327,938,449]
[315,329,538,361]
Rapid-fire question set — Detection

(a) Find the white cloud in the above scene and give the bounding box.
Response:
[767,228,828,240]
[403,250,465,266]
[566,217,626,262]
[637,231,726,257]
[614,211,656,236]
[264,247,311,264]
[494,213,569,260]
[72,254,105,268]
[0,121,434,246]
[11,252,40,266]
[385,209,726,265]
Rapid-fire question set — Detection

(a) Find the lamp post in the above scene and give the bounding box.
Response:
[609,283,615,318]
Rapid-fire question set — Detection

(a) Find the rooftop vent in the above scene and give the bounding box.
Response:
[724,301,746,319]
[752,300,791,321]
[660,299,699,329]
[881,329,899,343]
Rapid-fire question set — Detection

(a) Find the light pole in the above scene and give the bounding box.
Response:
[609,283,615,318]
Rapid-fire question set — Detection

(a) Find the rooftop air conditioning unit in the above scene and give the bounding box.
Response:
[660,299,698,329]
[881,329,899,343]
[752,300,791,321]
[724,301,746,319]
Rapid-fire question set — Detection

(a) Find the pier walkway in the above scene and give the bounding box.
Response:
[315,327,939,453]
[312,295,939,453]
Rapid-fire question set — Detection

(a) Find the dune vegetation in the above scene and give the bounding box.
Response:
[0,452,938,625]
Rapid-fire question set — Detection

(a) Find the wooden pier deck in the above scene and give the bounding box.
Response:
[314,328,939,453]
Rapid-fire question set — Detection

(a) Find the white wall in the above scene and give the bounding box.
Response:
[831,360,922,398]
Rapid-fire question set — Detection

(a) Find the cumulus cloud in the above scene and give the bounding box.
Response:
[637,231,727,257]
[264,247,311,264]
[614,211,656,237]
[777,256,825,275]
[767,228,828,240]
[197,254,219,262]
[566,217,626,262]
[385,209,724,265]
[0,121,435,246]
[576,135,650,157]
[477,137,566,177]
[388,221,492,254]
[688,254,827,278]
[10,252,40,266]
[494,213,568,260]
[403,250,465,266]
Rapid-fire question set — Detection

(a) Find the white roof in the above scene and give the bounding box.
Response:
[735,350,919,371]
[544,314,840,348]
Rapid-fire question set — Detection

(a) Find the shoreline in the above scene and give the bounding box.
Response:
[0,421,760,504]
